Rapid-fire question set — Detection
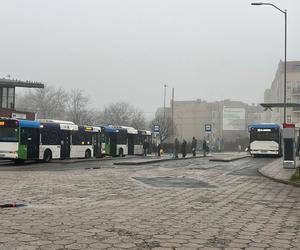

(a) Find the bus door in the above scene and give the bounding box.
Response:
[93,133,101,157]
[20,127,39,160]
[59,130,70,158]
[109,132,117,156]
[128,134,134,155]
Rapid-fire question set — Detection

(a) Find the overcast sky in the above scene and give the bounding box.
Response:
[1,0,300,119]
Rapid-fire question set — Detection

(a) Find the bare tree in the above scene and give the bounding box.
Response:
[16,85,68,119]
[150,110,173,143]
[101,102,146,128]
[66,89,90,125]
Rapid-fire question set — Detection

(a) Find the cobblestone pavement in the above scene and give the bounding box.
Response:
[1,157,300,250]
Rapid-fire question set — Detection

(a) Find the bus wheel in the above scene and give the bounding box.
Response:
[85,149,91,158]
[119,148,124,157]
[44,150,52,163]
[14,159,25,164]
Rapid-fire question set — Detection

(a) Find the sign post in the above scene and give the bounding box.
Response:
[283,123,296,168]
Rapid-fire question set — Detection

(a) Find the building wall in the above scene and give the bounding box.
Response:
[172,99,263,150]
[264,61,300,125]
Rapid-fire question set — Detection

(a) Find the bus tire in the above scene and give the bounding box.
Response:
[118,148,124,157]
[14,159,25,164]
[85,149,91,158]
[43,149,52,163]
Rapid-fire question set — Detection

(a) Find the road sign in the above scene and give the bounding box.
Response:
[153,125,160,133]
[205,124,212,133]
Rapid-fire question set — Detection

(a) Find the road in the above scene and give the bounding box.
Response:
[0,156,300,249]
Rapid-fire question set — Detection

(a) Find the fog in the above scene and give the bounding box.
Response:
[1,0,300,119]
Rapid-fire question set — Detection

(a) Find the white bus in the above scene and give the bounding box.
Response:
[249,123,282,157]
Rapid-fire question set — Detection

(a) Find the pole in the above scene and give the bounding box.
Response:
[163,84,167,122]
[283,9,287,123]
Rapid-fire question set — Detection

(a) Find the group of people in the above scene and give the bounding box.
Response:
[174,136,198,158]
[148,137,209,158]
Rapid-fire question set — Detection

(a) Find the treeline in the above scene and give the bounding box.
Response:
[16,85,146,129]
[16,85,175,142]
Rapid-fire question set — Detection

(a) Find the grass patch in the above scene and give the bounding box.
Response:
[291,169,300,183]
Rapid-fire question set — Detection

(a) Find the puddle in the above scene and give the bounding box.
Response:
[133,176,216,188]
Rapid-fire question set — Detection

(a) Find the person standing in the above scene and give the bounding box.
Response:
[174,138,179,158]
[203,139,207,157]
[143,139,148,156]
[157,143,161,157]
[181,139,187,158]
[191,136,197,157]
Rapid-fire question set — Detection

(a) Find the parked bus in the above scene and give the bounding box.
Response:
[40,121,101,161]
[102,126,128,156]
[249,123,282,157]
[133,130,152,155]
[121,126,138,155]
[0,118,102,162]
[0,118,40,162]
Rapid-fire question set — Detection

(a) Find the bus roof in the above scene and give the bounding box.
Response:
[38,119,75,125]
[249,123,280,129]
[121,126,138,134]
[19,120,40,128]
[104,126,118,133]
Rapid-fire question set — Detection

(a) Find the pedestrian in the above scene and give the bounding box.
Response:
[143,139,148,156]
[181,139,187,158]
[191,136,197,157]
[157,143,161,157]
[174,138,179,158]
[203,139,207,157]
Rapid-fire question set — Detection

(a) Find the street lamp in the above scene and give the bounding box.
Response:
[251,2,287,123]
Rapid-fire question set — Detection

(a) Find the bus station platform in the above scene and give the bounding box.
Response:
[258,158,300,187]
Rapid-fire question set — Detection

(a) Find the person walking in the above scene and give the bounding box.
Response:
[203,139,207,157]
[181,139,187,158]
[191,136,197,157]
[174,138,179,158]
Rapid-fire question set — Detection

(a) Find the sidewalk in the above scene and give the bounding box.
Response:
[258,158,300,187]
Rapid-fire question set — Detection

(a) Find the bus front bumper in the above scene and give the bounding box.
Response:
[0,151,18,159]
[250,150,279,155]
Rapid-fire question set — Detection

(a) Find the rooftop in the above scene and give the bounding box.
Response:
[0,78,44,88]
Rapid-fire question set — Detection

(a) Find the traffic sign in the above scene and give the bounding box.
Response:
[153,125,160,133]
[205,124,212,133]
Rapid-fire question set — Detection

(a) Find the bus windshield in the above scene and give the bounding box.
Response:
[250,128,279,142]
[0,120,18,142]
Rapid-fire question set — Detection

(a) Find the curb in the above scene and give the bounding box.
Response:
[114,156,204,166]
[209,155,250,162]
[257,167,300,188]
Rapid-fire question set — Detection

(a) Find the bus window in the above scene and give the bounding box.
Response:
[0,121,18,142]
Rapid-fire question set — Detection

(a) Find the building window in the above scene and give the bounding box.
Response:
[8,88,14,108]
[1,88,7,108]
[287,80,291,90]
[287,97,292,103]
[0,87,15,109]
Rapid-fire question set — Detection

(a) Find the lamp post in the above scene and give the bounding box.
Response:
[251,2,287,123]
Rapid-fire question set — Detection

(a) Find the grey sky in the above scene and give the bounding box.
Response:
[1,0,300,119]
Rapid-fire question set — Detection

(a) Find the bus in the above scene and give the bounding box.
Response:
[121,126,138,155]
[39,121,101,161]
[249,123,282,157]
[0,118,102,162]
[102,126,128,156]
[0,118,40,162]
[133,130,152,155]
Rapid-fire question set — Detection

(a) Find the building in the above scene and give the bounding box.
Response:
[0,78,44,120]
[263,60,300,125]
[172,99,264,150]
